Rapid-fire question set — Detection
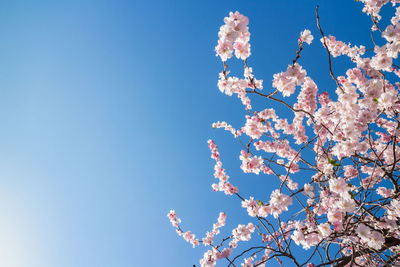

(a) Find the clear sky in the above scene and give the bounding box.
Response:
[0,0,388,266]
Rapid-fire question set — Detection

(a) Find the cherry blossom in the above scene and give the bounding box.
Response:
[169,4,400,266]
[300,29,314,45]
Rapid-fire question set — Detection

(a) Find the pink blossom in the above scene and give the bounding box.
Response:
[272,63,307,97]
[239,150,264,174]
[317,223,332,238]
[244,115,267,139]
[215,248,232,260]
[329,178,349,196]
[232,223,255,242]
[269,190,292,218]
[300,29,314,45]
[207,140,238,195]
[212,121,240,137]
[215,40,233,61]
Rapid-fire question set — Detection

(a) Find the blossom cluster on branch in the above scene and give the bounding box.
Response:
[169,1,400,266]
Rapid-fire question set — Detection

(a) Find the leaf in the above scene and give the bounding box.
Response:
[327,157,341,167]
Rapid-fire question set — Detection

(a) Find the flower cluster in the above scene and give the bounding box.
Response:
[239,150,264,174]
[230,223,255,248]
[167,210,199,248]
[215,11,250,61]
[272,63,307,97]
[212,121,241,138]
[356,224,385,250]
[170,4,400,266]
[241,190,292,219]
[202,212,227,245]
[207,139,238,195]
[320,35,365,58]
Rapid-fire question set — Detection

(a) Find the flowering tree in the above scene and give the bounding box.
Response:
[168,1,400,266]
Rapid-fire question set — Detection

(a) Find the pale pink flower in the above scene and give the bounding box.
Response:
[318,223,332,238]
[239,150,264,174]
[215,40,233,61]
[367,231,385,250]
[232,223,255,242]
[300,29,313,45]
[329,178,349,196]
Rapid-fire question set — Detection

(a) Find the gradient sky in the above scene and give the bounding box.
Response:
[0,0,390,266]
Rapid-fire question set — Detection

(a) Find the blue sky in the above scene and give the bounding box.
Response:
[0,0,388,266]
